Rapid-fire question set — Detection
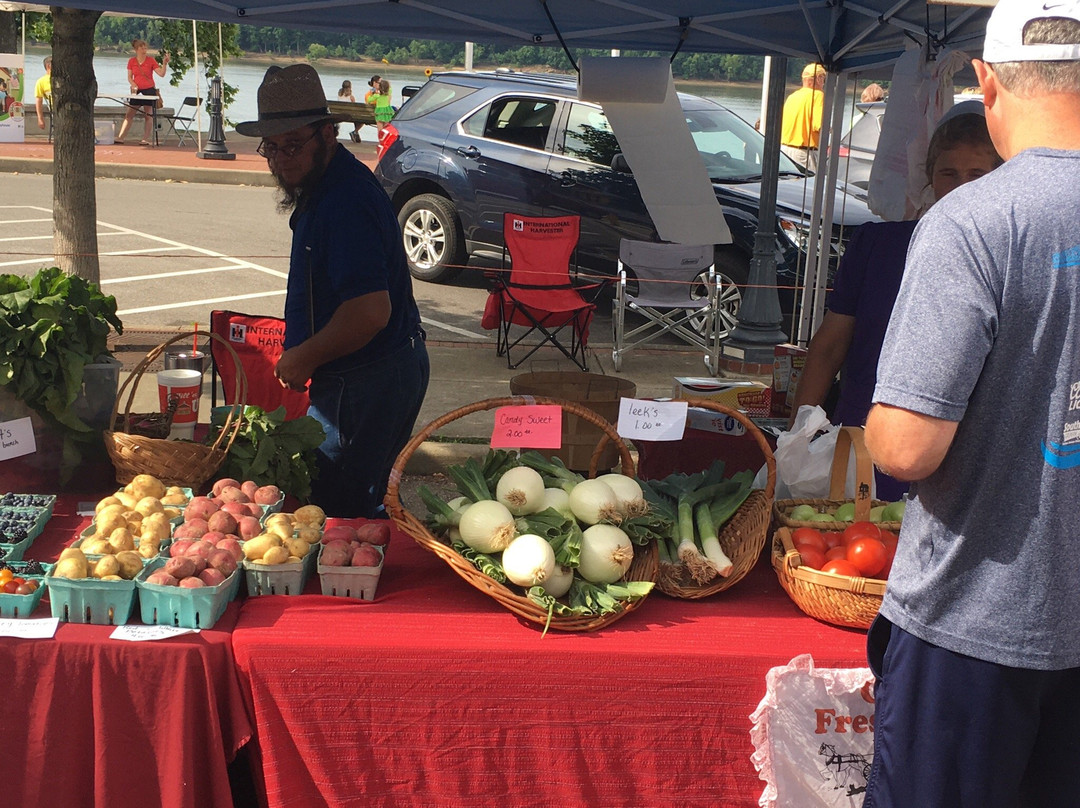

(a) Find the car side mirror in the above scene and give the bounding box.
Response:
[611,153,631,173]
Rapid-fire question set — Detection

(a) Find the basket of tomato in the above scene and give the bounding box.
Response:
[770,521,894,630]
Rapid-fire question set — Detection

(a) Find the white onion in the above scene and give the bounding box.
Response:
[542,564,575,598]
[447,496,470,526]
[540,487,574,519]
[496,466,546,516]
[598,473,646,516]
[568,478,621,525]
[458,500,517,553]
[578,524,634,583]
[501,533,556,587]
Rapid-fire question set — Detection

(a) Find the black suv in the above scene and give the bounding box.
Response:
[375,70,877,328]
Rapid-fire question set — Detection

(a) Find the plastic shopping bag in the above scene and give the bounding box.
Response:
[750,654,876,808]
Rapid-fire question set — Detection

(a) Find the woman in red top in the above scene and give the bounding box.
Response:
[116,38,168,145]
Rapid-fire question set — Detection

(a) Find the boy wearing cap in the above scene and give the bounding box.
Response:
[863,1,1080,805]
[237,64,429,519]
[779,63,826,171]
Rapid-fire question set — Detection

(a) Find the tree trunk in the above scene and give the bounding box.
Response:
[0,13,16,54]
[51,7,102,284]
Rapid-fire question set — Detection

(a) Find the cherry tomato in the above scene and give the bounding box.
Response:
[14,583,34,595]
[0,569,12,584]
[877,554,894,580]
[822,530,846,550]
[1,580,19,594]
[846,537,888,577]
[878,530,899,553]
[791,527,826,553]
[822,559,863,577]
[825,546,849,562]
[843,520,882,545]
[796,546,827,570]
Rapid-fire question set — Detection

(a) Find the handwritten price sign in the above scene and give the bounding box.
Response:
[617,398,688,442]
[490,405,563,449]
[0,417,35,462]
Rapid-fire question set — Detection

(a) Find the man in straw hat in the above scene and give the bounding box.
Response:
[863,1,1080,804]
[779,62,826,171]
[237,64,429,519]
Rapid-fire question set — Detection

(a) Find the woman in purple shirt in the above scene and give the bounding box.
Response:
[790,101,1001,499]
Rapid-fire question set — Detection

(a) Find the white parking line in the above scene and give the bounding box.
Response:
[117,290,287,315]
[101,265,256,284]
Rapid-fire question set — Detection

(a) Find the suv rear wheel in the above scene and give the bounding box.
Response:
[398,194,466,283]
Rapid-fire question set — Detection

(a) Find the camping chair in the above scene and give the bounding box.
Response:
[612,239,721,376]
[480,213,603,371]
[162,96,201,147]
[209,309,310,420]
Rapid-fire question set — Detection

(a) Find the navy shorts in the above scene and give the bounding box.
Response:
[863,615,1080,808]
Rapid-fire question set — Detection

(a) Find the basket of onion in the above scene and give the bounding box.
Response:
[384,396,659,633]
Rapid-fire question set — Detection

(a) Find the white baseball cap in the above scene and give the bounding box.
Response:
[983,0,1080,62]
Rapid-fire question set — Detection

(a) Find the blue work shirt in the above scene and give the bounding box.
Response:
[283,144,421,373]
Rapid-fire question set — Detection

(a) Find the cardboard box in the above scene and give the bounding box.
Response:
[771,344,807,418]
[671,378,772,418]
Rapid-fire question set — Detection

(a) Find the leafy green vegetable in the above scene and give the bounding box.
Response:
[207,405,324,500]
[0,267,123,482]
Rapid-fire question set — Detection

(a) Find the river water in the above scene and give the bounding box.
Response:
[26,46,767,134]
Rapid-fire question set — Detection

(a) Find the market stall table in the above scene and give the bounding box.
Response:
[231,524,868,808]
[0,496,253,808]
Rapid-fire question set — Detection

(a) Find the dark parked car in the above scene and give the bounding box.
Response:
[374,70,877,336]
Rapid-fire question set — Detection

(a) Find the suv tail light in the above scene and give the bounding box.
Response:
[376,124,399,162]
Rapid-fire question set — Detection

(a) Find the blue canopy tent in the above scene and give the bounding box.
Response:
[43,0,995,345]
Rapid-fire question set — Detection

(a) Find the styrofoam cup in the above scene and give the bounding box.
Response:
[157,368,202,437]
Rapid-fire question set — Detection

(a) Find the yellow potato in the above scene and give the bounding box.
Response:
[92,555,121,579]
[264,512,295,529]
[137,542,160,560]
[59,547,87,562]
[85,539,116,555]
[140,514,170,542]
[293,504,326,527]
[286,555,303,564]
[109,527,136,552]
[99,575,124,582]
[94,510,128,537]
[127,474,166,501]
[161,493,188,506]
[283,536,311,559]
[295,525,321,545]
[259,545,290,565]
[265,521,294,541]
[114,551,144,580]
[115,491,138,510]
[54,556,88,579]
[95,495,124,514]
[162,507,183,520]
[242,532,282,561]
[135,496,165,517]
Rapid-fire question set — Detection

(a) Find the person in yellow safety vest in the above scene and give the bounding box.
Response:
[780,63,826,172]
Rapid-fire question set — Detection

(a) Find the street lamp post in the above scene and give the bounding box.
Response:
[197,75,235,161]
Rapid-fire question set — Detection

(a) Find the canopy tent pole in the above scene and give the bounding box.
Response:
[194,19,202,152]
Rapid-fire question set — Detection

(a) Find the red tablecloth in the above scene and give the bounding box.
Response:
[231,525,867,808]
[0,497,253,808]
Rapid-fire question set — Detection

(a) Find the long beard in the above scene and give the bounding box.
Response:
[273,137,331,213]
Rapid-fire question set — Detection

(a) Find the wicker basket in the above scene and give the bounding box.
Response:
[384,396,658,632]
[772,525,885,629]
[104,331,245,489]
[649,398,776,599]
[772,426,901,533]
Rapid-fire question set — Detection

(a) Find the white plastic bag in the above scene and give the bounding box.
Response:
[750,654,876,807]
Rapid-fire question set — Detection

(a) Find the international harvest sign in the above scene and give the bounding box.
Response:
[0,54,25,143]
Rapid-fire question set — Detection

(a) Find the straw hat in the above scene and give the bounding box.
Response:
[236,64,349,138]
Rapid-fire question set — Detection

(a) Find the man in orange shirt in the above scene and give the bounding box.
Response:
[780,63,826,171]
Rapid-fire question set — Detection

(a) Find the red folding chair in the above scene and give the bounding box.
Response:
[209,310,310,420]
[480,213,603,371]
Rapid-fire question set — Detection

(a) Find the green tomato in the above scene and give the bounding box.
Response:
[881,499,907,523]
[869,505,887,523]
[789,504,818,521]
[809,512,837,522]
[832,502,856,522]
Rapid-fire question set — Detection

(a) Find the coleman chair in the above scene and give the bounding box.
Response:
[162,96,201,147]
[209,309,310,420]
[481,213,603,371]
[612,239,721,375]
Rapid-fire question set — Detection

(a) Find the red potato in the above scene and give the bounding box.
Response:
[179,577,206,588]
[220,501,249,517]
[185,496,219,522]
[188,555,209,574]
[199,568,228,587]
[254,485,282,505]
[355,522,391,547]
[207,548,238,577]
[241,480,259,500]
[321,525,358,545]
[215,537,244,562]
[201,530,227,545]
[218,486,250,504]
[176,518,209,538]
[237,515,262,540]
[169,538,194,558]
[212,477,242,498]
[184,539,214,561]
[323,539,352,553]
[146,571,178,586]
[351,544,382,568]
[164,556,196,580]
[207,510,239,536]
[319,545,351,567]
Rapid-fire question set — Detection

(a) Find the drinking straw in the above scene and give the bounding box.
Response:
[193,323,198,356]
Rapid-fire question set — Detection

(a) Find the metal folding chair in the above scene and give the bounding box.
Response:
[612,239,721,375]
[162,96,201,147]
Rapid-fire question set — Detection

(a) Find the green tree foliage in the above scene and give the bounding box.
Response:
[157,21,244,111]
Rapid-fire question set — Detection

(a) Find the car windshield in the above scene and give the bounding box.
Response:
[560,99,804,182]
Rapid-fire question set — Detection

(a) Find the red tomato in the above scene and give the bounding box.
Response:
[878,530,899,552]
[1,580,19,594]
[791,527,826,553]
[796,546,826,570]
[14,583,34,595]
[822,559,863,577]
[846,537,889,577]
[876,554,894,580]
[822,531,846,550]
[825,546,849,562]
[843,521,882,545]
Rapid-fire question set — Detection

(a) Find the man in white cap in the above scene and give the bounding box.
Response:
[237,64,429,518]
[779,62,826,171]
[863,1,1080,804]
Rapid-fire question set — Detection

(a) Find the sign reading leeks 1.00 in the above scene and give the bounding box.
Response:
[490,405,563,449]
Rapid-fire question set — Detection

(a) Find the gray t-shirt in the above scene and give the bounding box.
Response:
[874,148,1080,670]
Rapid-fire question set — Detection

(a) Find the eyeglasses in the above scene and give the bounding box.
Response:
[257,128,320,160]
